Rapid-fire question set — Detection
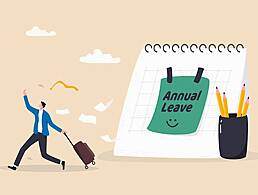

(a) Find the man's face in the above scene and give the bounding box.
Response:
[39,103,43,109]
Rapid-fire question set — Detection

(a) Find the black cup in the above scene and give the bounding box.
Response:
[218,113,248,159]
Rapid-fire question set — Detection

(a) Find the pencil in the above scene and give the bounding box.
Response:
[237,84,245,117]
[223,92,229,118]
[216,87,224,117]
[242,97,249,116]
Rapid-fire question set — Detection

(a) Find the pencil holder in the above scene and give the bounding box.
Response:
[218,113,248,159]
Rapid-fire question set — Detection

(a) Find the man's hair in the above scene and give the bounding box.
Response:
[41,101,46,108]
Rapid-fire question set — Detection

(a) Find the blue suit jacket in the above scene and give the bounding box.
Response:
[24,95,62,136]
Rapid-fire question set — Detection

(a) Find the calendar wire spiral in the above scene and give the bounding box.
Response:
[144,43,244,53]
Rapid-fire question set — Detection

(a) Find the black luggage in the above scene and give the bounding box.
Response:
[64,133,96,169]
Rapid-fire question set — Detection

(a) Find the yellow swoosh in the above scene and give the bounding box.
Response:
[50,80,79,91]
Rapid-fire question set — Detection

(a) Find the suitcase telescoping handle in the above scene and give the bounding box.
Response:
[64,132,74,146]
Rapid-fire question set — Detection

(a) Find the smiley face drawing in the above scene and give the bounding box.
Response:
[166,118,179,128]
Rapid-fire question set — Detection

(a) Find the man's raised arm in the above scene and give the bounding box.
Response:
[23,89,37,114]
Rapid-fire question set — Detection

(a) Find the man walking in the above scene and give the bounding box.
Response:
[8,89,66,171]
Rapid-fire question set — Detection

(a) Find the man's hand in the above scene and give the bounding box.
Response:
[23,89,27,96]
[61,129,67,134]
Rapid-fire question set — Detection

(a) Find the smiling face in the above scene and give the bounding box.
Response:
[166,118,179,128]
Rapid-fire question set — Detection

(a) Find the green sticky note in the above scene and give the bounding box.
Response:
[148,76,209,134]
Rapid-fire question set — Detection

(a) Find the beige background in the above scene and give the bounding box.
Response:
[0,0,258,194]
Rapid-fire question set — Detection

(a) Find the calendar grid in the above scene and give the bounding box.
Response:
[129,68,232,132]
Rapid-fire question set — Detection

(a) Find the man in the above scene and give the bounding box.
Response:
[8,89,66,171]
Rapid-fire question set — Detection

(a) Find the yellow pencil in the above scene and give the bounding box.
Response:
[237,84,245,117]
[216,87,224,117]
[242,97,249,116]
[223,92,229,118]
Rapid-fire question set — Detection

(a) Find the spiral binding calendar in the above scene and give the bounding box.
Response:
[144,43,244,53]
[114,43,248,158]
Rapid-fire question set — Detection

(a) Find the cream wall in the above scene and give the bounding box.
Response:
[0,0,257,194]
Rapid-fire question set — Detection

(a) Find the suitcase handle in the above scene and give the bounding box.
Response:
[64,132,74,146]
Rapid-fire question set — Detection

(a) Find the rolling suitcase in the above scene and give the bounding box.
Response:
[64,133,96,169]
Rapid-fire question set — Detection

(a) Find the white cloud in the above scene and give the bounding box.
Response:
[25,26,56,37]
[80,49,120,63]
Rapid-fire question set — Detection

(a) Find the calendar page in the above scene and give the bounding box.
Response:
[114,43,247,158]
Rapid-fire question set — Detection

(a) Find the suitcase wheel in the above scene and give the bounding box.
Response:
[92,160,96,165]
[85,165,88,169]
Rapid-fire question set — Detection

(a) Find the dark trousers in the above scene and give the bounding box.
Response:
[14,133,61,166]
